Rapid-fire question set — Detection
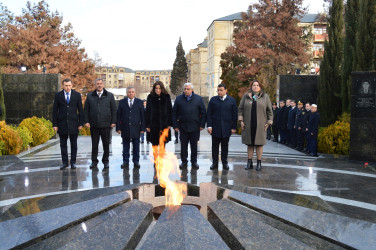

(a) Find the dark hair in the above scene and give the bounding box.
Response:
[279,100,286,104]
[250,80,263,89]
[291,100,296,103]
[305,102,311,105]
[62,78,72,84]
[218,83,227,89]
[151,81,168,95]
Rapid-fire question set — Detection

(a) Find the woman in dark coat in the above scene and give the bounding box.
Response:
[145,81,173,161]
[238,80,273,171]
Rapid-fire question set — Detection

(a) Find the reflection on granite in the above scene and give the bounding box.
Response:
[0,192,130,249]
[0,185,139,222]
[140,205,229,249]
[209,199,342,249]
[228,190,376,250]
[58,200,152,249]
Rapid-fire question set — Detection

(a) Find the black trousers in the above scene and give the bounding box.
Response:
[59,133,78,165]
[212,136,230,165]
[180,130,199,164]
[272,125,278,141]
[90,127,111,164]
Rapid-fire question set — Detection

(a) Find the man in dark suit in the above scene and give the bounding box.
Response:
[302,102,311,152]
[308,104,320,157]
[172,83,206,170]
[116,87,145,169]
[277,100,287,144]
[52,78,84,170]
[271,102,279,142]
[287,100,297,147]
[207,83,237,170]
[84,78,117,171]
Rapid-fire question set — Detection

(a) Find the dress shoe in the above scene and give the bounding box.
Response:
[134,163,141,168]
[71,163,76,169]
[60,164,68,170]
[103,164,110,170]
[121,163,129,169]
[89,163,98,169]
[179,162,188,169]
[174,139,178,144]
[245,159,253,170]
[256,160,262,171]
[192,163,200,169]
[141,140,144,144]
[223,164,230,170]
[210,164,218,170]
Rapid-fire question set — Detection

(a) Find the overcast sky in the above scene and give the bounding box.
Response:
[4,0,326,70]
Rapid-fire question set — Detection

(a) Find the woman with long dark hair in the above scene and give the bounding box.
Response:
[145,81,172,162]
[238,80,273,171]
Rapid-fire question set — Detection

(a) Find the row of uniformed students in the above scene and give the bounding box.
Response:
[267,99,320,157]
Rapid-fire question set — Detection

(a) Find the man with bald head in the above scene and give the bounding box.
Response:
[172,83,206,170]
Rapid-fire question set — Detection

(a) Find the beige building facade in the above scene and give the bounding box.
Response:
[95,66,134,89]
[134,70,172,100]
[187,38,208,96]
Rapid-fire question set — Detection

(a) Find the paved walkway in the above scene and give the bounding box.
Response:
[1,131,376,218]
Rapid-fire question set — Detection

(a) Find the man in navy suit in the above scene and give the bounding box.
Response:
[172,83,206,170]
[52,78,84,170]
[287,100,297,147]
[207,83,237,170]
[116,87,145,169]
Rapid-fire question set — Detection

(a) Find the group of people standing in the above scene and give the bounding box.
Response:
[53,77,308,173]
[268,99,320,157]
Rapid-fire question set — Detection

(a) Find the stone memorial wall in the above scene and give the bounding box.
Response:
[1,74,60,125]
[278,75,319,103]
[349,72,376,162]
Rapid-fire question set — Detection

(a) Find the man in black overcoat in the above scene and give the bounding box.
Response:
[271,102,279,142]
[207,83,237,170]
[277,100,287,144]
[287,100,297,147]
[116,87,145,169]
[52,79,84,170]
[172,83,206,170]
[84,78,117,171]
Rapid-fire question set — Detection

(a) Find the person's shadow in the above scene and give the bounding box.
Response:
[70,169,78,190]
[190,168,197,185]
[211,169,219,184]
[221,169,229,185]
[61,169,78,190]
[61,171,69,191]
[180,168,188,182]
[102,170,110,187]
[123,168,130,185]
[133,168,140,184]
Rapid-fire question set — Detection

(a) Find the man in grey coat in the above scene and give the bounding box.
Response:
[84,78,117,171]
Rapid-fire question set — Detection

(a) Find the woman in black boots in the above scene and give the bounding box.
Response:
[145,81,172,162]
[238,80,273,171]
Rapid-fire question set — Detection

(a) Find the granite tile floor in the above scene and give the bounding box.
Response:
[1,130,375,219]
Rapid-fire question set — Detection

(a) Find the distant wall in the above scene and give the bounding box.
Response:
[349,72,376,162]
[277,75,319,104]
[1,74,60,125]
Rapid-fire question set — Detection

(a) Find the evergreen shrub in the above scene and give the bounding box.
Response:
[40,117,55,138]
[16,126,33,150]
[318,119,350,155]
[19,116,49,146]
[79,126,91,136]
[0,121,23,155]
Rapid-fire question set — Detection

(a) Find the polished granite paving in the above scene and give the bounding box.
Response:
[1,131,376,221]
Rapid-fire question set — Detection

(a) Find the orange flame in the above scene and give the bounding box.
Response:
[152,128,187,206]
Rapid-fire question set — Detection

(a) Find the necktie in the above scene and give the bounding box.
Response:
[66,92,70,104]
[129,100,133,108]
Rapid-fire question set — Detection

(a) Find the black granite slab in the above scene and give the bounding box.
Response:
[228,190,376,250]
[0,184,139,222]
[0,192,130,249]
[140,205,229,249]
[208,199,343,249]
[38,200,152,250]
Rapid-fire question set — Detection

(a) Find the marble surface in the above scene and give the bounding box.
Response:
[139,205,229,249]
[0,192,130,249]
[208,199,342,249]
[228,190,376,250]
[59,200,152,249]
[0,184,139,222]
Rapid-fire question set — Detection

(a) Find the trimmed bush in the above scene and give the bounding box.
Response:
[40,117,55,138]
[19,116,49,146]
[318,120,350,155]
[79,126,91,136]
[16,126,33,150]
[0,121,23,155]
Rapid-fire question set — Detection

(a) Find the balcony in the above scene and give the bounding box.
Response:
[313,50,324,58]
[313,33,328,42]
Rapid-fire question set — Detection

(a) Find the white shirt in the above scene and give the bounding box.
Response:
[65,91,71,101]
[220,94,227,101]
[128,98,134,107]
[97,91,103,98]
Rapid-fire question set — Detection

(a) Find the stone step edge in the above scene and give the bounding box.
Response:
[14,193,131,249]
[226,192,353,249]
